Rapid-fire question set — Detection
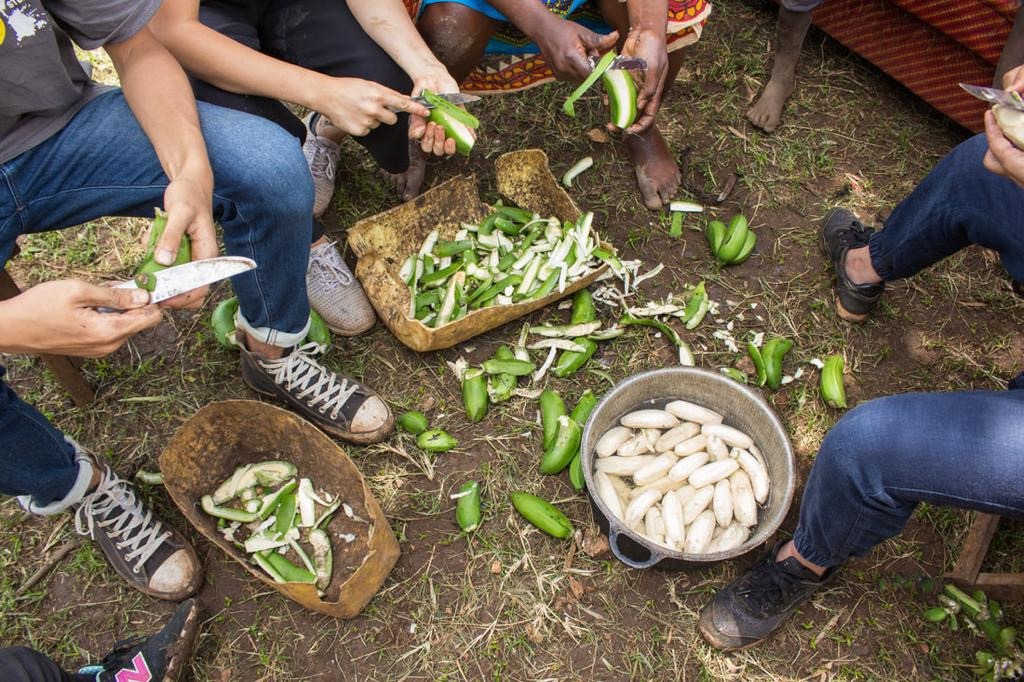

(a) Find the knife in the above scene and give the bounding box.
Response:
[112,256,256,305]
[588,55,648,71]
[959,83,1024,112]
[412,93,481,109]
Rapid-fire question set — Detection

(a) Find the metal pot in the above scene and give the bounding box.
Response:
[580,367,795,569]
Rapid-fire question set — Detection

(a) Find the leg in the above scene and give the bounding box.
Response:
[595,0,683,209]
[700,388,1024,650]
[260,0,414,174]
[995,4,1024,86]
[747,6,813,133]
[9,91,311,348]
[0,647,85,682]
[419,3,501,84]
[404,3,500,200]
[193,1,326,240]
[793,390,1024,567]
[867,134,1024,284]
[0,368,90,513]
[9,90,392,440]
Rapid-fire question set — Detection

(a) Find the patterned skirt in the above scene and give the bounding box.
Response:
[406,0,711,93]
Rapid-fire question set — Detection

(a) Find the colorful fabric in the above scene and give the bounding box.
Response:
[406,0,710,92]
[811,0,1018,132]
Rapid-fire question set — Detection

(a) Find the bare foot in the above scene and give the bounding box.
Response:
[381,140,428,202]
[625,127,681,210]
[747,77,795,133]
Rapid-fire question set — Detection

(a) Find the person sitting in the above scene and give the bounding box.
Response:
[416,0,710,210]
[1,0,392,601]
[699,67,1024,650]
[149,0,464,335]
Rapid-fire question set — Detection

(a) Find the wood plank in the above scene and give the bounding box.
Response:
[949,513,1001,584]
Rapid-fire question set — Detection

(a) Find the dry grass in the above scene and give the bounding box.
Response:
[1,0,1022,679]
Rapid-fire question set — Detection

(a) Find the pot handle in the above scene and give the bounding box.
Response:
[607,525,663,570]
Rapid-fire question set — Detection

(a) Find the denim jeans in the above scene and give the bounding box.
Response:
[0,646,88,682]
[0,90,315,510]
[869,134,1024,283]
[0,89,312,346]
[793,134,1024,567]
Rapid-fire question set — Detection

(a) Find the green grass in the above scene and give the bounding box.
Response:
[2,0,1022,678]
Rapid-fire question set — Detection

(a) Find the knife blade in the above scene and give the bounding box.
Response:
[959,83,1024,112]
[412,92,481,109]
[588,55,648,71]
[115,256,256,304]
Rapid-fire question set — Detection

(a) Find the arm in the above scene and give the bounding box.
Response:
[149,0,427,138]
[106,25,218,308]
[474,0,619,82]
[619,0,668,133]
[345,0,464,155]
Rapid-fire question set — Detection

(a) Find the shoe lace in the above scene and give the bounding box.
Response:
[259,343,359,421]
[842,218,873,247]
[734,559,810,618]
[74,468,172,573]
[309,242,354,286]
[303,136,337,183]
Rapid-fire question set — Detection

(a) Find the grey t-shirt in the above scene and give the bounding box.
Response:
[0,0,160,164]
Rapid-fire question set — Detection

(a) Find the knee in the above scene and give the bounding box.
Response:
[419,5,480,67]
[813,397,896,482]
[205,109,314,220]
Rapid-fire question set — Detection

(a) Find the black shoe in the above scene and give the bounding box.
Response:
[80,598,200,682]
[239,342,393,444]
[822,208,885,322]
[699,541,835,651]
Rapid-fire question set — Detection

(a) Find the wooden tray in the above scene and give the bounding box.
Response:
[348,149,611,352]
[159,400,399,618]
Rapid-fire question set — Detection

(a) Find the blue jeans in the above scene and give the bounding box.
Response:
[0,90,314,510]
[793,134,1024,567]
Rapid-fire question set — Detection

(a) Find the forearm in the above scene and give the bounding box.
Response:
[106,30,212,186]
[346,0,448,80]
[149,10,327,112]
[480,0,559,35]
[627,0,667,34]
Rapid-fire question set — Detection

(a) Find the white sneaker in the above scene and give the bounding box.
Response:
[302,113,341,218]
[307,241,376,336]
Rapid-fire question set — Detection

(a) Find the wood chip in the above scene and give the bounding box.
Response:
[586,128,610,144]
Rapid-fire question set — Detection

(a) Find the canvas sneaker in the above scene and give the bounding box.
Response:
[307,241,376,336]
[77,598,200,682]
[302,112,341,218]
[240,342,393,443]
[699,541,836,651]
[822,208,886,322]
[73,456,202,601]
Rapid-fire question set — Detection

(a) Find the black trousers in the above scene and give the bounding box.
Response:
[0,647,86,682]
[195,0,413,172]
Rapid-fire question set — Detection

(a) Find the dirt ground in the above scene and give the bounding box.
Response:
[2,0,1022,679]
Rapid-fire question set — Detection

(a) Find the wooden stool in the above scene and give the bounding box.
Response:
[0,251,95,407]
[947,513,1024,601]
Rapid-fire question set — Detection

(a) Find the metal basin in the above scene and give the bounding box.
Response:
[581,367,796,569]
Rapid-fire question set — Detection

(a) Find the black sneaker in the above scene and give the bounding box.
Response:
[78,598,200,682]
[73,455,203,601]
[240,342,393,444]
[822,208,885,322]
[699,541,836,651]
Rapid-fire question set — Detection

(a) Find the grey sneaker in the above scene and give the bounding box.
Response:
[307,241,376,336]
[73,455,202,601]
[239,342,393,444]
[302,112,341,218]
